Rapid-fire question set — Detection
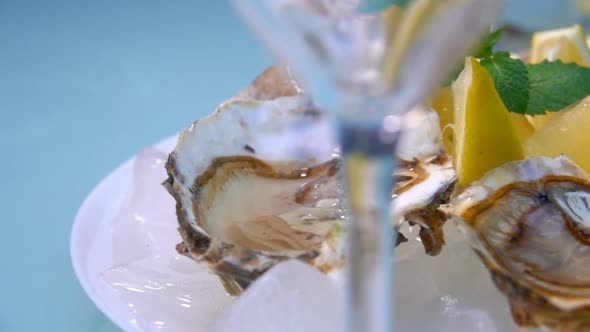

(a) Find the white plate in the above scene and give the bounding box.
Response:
[71,135,233,332]
[71,135,534,332]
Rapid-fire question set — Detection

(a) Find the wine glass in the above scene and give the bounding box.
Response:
[231,1,503,331]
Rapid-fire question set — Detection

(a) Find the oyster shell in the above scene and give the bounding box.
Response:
[450,155,590,331]
[394,106,457,255]
[165,66,457,294]
[165,66,345,295]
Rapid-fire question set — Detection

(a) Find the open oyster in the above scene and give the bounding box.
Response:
[164,66,345,295]
[394,105,456,255]
[450,155,590,331]
[165,66,456,294]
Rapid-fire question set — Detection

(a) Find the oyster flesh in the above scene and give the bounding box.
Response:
[450,155,590,331]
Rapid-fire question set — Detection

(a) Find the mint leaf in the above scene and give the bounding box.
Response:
[358,0,400,12]
[391,0,413,7]
[443,28,504,85]
[473,28,503,59]
[525,61,590,115]
[481,52,530,114]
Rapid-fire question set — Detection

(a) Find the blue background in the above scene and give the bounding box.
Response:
[0,1,586,331]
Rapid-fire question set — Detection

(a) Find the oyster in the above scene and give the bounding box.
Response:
[165,66,345,295]
[165,66,457,294]
[450,155,590,331]
[393,106,457,255]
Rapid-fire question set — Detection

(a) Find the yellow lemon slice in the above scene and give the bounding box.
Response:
[452,57,525,187]
[527,25,590,131]
[430,86,532,154]
[525,113,554,131]
[510,113,535,142]
[524,96,590,173]
[530,24,590,66]
[382,4,405,45]
[574,0,590,19]
[382,0,441,84]
[429,86,454,151]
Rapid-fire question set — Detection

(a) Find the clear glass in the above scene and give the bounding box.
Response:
[231,1,503,331]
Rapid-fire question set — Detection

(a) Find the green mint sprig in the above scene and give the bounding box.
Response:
[480,51,529,115]
[449,27,590,116]
[525,60,590,115]
[473,27,504,59]
[444,28,504,85]
[481,53,590,116]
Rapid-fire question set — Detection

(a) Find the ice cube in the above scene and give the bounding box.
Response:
[131,147,175,224]
[102,254,231,332]
[209,260,344,332]
[393,220,537,332]
[438,308,497,332]
[112,148,178,265]
[207,220,540,332]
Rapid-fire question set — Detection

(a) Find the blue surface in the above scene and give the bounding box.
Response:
[0,1,270,331]
[1,0,587,331]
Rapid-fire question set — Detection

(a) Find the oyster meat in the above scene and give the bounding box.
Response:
[450,155,590,331]
[165,66,457,294]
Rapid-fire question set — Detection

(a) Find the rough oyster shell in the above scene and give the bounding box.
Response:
[165,66,456,294]
[394,106,456,255]
[165,66,345,294]
[450,155,590,331]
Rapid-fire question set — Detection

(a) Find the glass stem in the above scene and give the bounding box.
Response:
[340,122,399,332]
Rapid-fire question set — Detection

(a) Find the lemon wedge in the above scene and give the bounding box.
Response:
[510,113,535,142]
[530,24,590,66]
[525,113,554,131]
[382,0,441,84]
[452,57,525,187]
[430,86,454,128]
[429,86,454,151]
[524,96,590,173]
[430,87,531,154]
[527,25,590,131]
[574,0,590,20]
